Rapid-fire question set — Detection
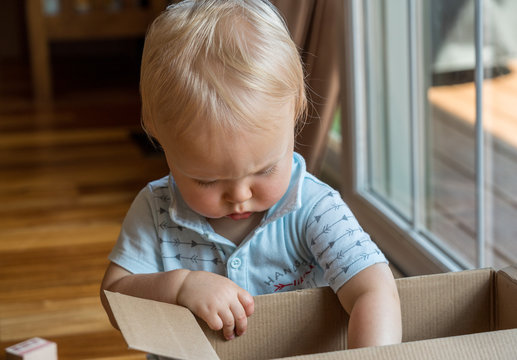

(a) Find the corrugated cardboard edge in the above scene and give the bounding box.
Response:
[280,328,517,360]
[496,266,517,330]
[104,291,219,360]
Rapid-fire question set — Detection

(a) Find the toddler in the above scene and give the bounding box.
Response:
[100,0,401,349]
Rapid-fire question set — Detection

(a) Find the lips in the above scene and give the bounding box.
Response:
[227,212,253,220]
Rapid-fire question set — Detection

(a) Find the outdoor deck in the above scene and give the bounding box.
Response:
[428,59,517,268]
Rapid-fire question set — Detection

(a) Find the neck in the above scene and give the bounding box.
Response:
[208,211,264,246]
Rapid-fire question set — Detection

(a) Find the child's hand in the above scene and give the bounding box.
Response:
[176,271,255,340]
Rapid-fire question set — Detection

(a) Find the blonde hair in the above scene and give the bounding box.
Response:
[140,0,306,139]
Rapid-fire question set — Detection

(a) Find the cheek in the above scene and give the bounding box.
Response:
[172,177,220,216]
[182,187,220,213]
[255,171,292,206]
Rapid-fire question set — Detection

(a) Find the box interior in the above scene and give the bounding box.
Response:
[496,266,517,330]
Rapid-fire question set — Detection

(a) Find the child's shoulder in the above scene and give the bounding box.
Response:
[300,173,341,213]
[135,174,171,203]
[292,153,341,210]
[146,174,170,192]
[293,154,338,197]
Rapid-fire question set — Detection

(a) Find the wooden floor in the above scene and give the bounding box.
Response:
[0,84,169,359]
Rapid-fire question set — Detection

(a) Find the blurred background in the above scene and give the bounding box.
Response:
[0,1,170,358]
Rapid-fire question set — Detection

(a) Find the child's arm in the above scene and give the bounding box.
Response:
[336,263,402,349]
[100,262,255,340]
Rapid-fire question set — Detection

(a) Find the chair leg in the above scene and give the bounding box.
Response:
[26,0,53,105]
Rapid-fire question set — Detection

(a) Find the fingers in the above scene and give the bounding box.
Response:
[230,302,248,338]
[239,291,255,317]
[202,307,241,340]
[221,307,238,340]
[213,302,248,340]
[202,292,254,340]
[225,291,254,339]
[177,272,255,341]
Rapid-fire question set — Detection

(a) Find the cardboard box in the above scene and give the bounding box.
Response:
[105,266,517,359]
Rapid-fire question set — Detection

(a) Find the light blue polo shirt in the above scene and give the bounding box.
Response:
[109,152,387,295]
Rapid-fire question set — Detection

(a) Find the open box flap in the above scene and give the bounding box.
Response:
[104,291,219,360]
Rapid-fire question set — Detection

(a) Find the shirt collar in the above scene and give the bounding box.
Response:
[260,152,304,227]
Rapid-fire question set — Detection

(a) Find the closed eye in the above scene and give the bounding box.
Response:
[258,165,277,176]
[195,179,217,187]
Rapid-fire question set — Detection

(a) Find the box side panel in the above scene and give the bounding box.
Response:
[496,266,517,330]
[395,269,493,342]
[201,287,348,360]
[281,329,517,360]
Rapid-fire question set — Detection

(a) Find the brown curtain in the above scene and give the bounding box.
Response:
[272,0,340,174]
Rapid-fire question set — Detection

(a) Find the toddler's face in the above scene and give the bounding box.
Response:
[157,101,295,220]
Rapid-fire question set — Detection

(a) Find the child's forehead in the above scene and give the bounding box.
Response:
[180,94,295,136]
[160,101,295,177]
[182,109,293,151]
[170,124,294,180]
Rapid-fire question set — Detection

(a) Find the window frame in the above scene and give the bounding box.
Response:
[336,0,470,276]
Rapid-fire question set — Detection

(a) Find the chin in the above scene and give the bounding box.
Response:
[196,210,227,219]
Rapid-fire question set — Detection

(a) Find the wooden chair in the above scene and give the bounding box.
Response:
[25,0,168,104]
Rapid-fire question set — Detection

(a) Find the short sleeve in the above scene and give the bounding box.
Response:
[305,190,388,292]
[108,185,164,274]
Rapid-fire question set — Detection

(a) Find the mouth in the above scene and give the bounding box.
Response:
[226,212,253,220]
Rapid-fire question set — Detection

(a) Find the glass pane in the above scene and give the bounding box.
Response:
[426,0,517,269]
[482,0,517,268]
[364,0,412,220]
[362,0,517,270]
[426,0,479,267]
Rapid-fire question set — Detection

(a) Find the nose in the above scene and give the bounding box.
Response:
[224,181,252,204]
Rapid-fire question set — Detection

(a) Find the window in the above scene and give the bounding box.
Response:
[338,0,517,275]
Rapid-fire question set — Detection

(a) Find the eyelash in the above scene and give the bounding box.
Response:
[260,165,277,176]
[195,180,217,187]
[194,165,277,187]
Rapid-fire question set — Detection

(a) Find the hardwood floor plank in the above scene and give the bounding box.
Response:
[0,222,120,252]
[0,283,100,303]
[0,297,111,342]
[0,128,130,149]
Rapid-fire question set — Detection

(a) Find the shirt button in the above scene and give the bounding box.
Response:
[230,258,242,269]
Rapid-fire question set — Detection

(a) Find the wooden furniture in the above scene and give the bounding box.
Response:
[25,0,168,104]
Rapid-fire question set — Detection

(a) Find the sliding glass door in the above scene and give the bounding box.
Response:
[340,0,517,275]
